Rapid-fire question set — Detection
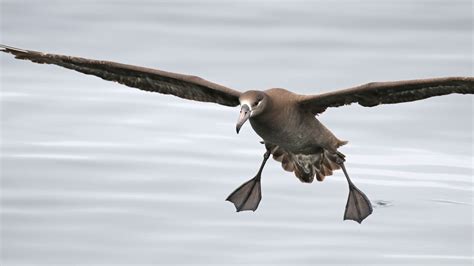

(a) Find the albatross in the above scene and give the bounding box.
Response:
[1,45,473,223]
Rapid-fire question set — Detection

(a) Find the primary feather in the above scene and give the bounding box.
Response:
[0,45,242,107]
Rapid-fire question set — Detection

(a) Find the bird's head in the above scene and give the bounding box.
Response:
[236,90,269,134]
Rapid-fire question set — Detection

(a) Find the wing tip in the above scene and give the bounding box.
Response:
[0,44,30,55]
[0,44,24,53]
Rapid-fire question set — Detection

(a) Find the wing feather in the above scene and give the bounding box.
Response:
[0,45,241,107]
[299,77,474,114]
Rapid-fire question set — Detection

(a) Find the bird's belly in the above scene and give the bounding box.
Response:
[250,118,317,153]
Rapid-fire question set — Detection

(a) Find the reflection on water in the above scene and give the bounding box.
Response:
[1,0,472,265]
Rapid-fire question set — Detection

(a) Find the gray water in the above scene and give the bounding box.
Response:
[1,0,472,265]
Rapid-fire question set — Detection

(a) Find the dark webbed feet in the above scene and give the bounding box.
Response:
[226,175,262,211]
[226,150,270,212]
[344,182,373,223]
[338,160,373,223]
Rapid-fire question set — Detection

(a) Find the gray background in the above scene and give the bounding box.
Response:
[1,0,472,265]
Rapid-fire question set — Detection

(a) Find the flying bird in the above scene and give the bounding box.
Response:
[1,44,473,223]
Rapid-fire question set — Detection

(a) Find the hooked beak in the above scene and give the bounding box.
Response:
[236,104,251,134]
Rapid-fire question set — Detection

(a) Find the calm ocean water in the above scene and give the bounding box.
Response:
[1,0,472,265]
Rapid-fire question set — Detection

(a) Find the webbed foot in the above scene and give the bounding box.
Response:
[226,175,262,212]
[337,157,373,223]
[226,149,270,212]
[344,182,373,223]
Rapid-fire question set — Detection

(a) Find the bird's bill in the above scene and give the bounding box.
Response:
[236,104,251,134]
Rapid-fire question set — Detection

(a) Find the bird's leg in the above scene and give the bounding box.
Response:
[336,157,373,223]
[226,149,271,212]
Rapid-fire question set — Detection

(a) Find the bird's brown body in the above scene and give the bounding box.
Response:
[250,88,344,154]
[241,88,347,184]
[2,44,473,223]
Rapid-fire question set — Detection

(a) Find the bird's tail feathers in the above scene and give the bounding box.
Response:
[265,143,344,183]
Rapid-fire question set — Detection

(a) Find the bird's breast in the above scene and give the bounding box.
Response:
[249,108,316,153]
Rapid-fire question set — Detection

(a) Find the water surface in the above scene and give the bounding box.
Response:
[1,0,472,265]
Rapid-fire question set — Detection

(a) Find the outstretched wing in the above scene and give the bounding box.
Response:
[298,77,474,114]
[0,45,242,107]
